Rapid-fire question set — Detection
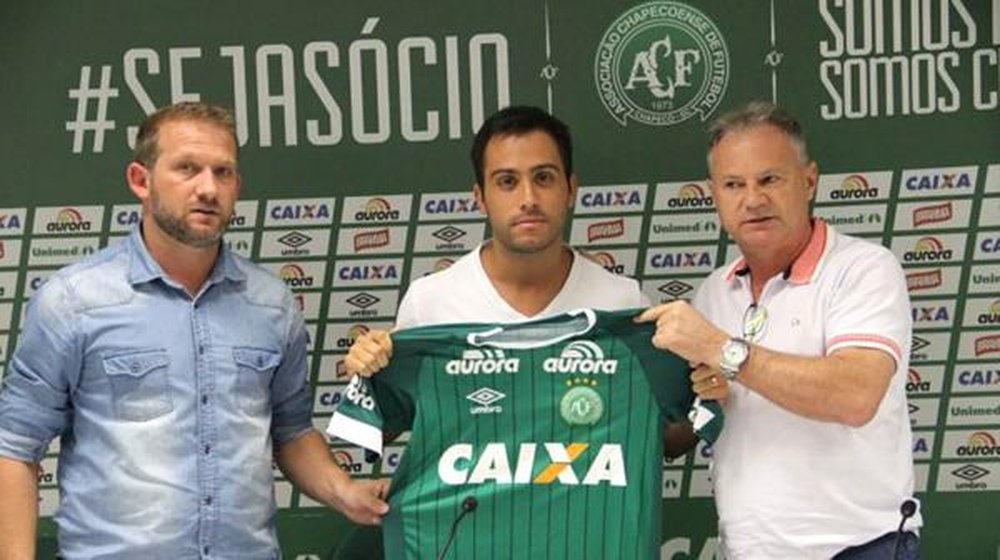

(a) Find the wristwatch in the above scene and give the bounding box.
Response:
[719,337,750,381]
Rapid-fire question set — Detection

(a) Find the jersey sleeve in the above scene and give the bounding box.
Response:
[325,351,418,455]
[325,375,386,454]
[608,312,724,445]
[688,398,723,445]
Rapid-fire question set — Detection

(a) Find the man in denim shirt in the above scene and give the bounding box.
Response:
[0,102,389,559]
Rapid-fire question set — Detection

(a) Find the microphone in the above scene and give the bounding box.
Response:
[891,499,917,560]
[436,496,478,560]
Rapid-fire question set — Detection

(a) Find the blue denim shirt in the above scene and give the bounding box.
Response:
[0,227,313,559]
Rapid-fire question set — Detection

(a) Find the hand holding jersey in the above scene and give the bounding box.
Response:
[689,364,730,402]
[327,309,723,560]
[346,329,393,377]
[635,300,734,401]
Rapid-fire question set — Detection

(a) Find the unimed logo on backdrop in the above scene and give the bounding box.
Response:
[594,1,729,126]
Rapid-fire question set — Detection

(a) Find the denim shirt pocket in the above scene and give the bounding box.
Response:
[102,349,173,421]
[233,347,282,415]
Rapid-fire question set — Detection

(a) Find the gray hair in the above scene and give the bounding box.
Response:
[707,101,809,167]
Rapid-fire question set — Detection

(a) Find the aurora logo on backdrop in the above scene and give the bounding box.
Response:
[594,1,729,127]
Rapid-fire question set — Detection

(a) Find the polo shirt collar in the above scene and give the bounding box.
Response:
[725,218,830,285]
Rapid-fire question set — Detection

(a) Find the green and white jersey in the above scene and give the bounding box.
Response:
[327,308,722,560]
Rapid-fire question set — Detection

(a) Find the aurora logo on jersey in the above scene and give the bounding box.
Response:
[543,340,618,374]
[445,349,520,375]
[438,442,626,487]
[344,376,375,411]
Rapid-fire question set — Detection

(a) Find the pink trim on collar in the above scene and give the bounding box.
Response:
[724,257,748,283]
[786,219,829,284]
[724,218,829,285]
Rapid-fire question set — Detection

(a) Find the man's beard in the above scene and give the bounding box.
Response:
[150,187,228,249]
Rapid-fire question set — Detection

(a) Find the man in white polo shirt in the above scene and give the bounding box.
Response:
[638,101,920,559]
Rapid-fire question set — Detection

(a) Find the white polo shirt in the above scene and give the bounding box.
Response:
[694,220,921,559]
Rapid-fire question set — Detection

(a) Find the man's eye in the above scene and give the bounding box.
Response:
[496,175,517,188]
[535,171,555,184]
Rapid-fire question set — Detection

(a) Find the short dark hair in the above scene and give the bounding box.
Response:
[707,101,809,167]
[470,105,573,186]
[133,102,238,168]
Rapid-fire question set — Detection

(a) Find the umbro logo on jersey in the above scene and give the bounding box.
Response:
[445,349,520,375]
[543,340,618,374]
[466,387,505,414]
[438,442,626,487]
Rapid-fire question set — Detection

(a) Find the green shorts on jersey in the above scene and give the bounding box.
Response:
[327,308,722,560]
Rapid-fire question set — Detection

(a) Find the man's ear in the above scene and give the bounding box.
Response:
[567,173,579,208]
[473,183,486,215]
[804,160,819,201]
[126,162,151,203]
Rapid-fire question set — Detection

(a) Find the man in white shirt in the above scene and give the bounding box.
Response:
[349,105,649,367]
[333,106,694,559]
[637,101,920,559]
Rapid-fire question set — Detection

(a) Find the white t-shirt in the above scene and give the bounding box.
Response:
[395,243,650,328]
[693,221,920,559]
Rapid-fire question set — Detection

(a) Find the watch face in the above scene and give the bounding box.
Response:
[723,339,748,365]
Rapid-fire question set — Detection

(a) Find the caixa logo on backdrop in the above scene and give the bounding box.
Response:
[594,1,729,126]
[951,366,1000,394]
[575,184,646,215]
[262,198,335,228]
[897,166,978,199]
[0,209,26,235]
[418,193,480,220]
